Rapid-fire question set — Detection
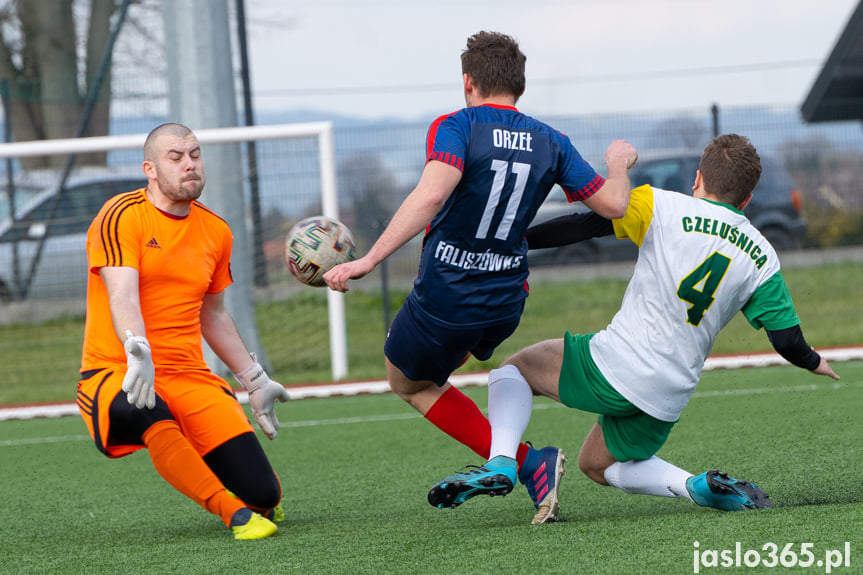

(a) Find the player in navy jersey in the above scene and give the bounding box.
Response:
[324,31,637,523]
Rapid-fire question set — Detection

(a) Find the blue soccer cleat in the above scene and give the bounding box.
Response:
[686,469,773,511]
[428,455,517,509]
[519,445,567,524]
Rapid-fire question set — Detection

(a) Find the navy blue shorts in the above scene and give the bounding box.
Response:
[384,296,522,386]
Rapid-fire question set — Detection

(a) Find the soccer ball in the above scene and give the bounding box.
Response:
[285,216,357,287]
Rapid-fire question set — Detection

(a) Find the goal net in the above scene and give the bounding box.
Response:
[0,122,350,385]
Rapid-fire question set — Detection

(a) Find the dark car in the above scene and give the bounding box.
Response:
[0,168,148,302]
[528,151,807,265]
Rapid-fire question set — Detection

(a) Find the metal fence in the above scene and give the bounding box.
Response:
[1,103,862,397]
[2,102,863,309]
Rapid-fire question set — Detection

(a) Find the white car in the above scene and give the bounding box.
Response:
[0,169,147,302]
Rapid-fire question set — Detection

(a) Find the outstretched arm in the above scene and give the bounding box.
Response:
[200,290,256,373]
[526,211,614,250]
[766,325,840,380]
[324,160,462,292]
[100,266,156,410]
[581,139,638,219]
[100,266,146,342]
[202,291,290,439]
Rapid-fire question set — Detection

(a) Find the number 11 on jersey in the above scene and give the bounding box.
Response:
[476,160,531,240]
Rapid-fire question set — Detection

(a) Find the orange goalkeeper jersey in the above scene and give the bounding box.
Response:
[81,188,234,371]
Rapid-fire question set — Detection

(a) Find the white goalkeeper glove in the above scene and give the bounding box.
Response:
[234,354,290,440]
[122,330,156,409]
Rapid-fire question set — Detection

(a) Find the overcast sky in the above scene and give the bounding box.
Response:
[240,0,860,122]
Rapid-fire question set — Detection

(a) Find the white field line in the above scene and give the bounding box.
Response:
[2,379,861,448]
[1,378,861,448]
[1,347,861,425]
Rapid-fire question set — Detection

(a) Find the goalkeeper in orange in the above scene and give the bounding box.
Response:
[76,123,289,540]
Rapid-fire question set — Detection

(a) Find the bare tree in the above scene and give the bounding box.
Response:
[0,0,117,168]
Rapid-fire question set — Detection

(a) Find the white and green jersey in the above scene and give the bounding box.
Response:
[589,185,800,422]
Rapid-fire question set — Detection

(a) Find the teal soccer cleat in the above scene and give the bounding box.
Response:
[686,470,773,511]
[428,455,517,509]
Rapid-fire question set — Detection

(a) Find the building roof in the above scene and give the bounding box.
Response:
[801,1,863,122]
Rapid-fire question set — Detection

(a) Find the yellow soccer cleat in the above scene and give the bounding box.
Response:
[226,488,284,524]
[230,508,278,540]
[269,503,285,523]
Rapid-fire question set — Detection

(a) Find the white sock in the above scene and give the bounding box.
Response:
[487,364,533,460]
[603,456,695,501]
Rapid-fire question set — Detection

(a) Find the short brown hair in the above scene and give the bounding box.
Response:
[461,31,526,102]
[144,123,194,161]
[698,134,762,207]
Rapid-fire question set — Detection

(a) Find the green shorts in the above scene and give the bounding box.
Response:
[559,331,676,462]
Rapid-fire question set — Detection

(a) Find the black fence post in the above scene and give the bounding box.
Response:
[236,0,267,287]
[711,103,720,138]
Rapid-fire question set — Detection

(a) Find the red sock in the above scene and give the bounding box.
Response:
[516,442,529,470]
[424,386,531,469]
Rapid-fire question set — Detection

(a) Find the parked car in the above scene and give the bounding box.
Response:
[528,151,807,265]
[0,168,148,302]
[0,183,43,222]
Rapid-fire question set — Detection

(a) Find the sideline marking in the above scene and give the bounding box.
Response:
[1,348,861,423]
[1,379,860,448]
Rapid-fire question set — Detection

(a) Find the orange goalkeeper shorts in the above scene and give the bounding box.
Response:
[77,364,254,458]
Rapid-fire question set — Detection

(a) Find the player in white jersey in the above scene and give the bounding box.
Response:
[430,134,839,516]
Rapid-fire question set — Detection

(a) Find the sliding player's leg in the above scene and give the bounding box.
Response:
[169,371,284,530]
[583,419,771,510]
[203,432,283,520]
[384,300,531,466]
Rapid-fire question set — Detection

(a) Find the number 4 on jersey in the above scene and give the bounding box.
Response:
[677,252,731,326]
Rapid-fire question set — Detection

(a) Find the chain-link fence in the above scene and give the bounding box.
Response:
[2,103,862,306]
[1,102,862,397]
[333,103,863,279]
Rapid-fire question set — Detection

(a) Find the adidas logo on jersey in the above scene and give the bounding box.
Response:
[146,238,161,249]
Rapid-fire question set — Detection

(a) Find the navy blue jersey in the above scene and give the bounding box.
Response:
[409,104,604,327]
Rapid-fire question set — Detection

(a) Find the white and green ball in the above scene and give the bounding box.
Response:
[285,216,357,287]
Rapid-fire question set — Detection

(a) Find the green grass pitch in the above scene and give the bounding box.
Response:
[1,361,860,574]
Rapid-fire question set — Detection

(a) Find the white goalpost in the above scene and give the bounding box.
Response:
[0,122,350,381]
